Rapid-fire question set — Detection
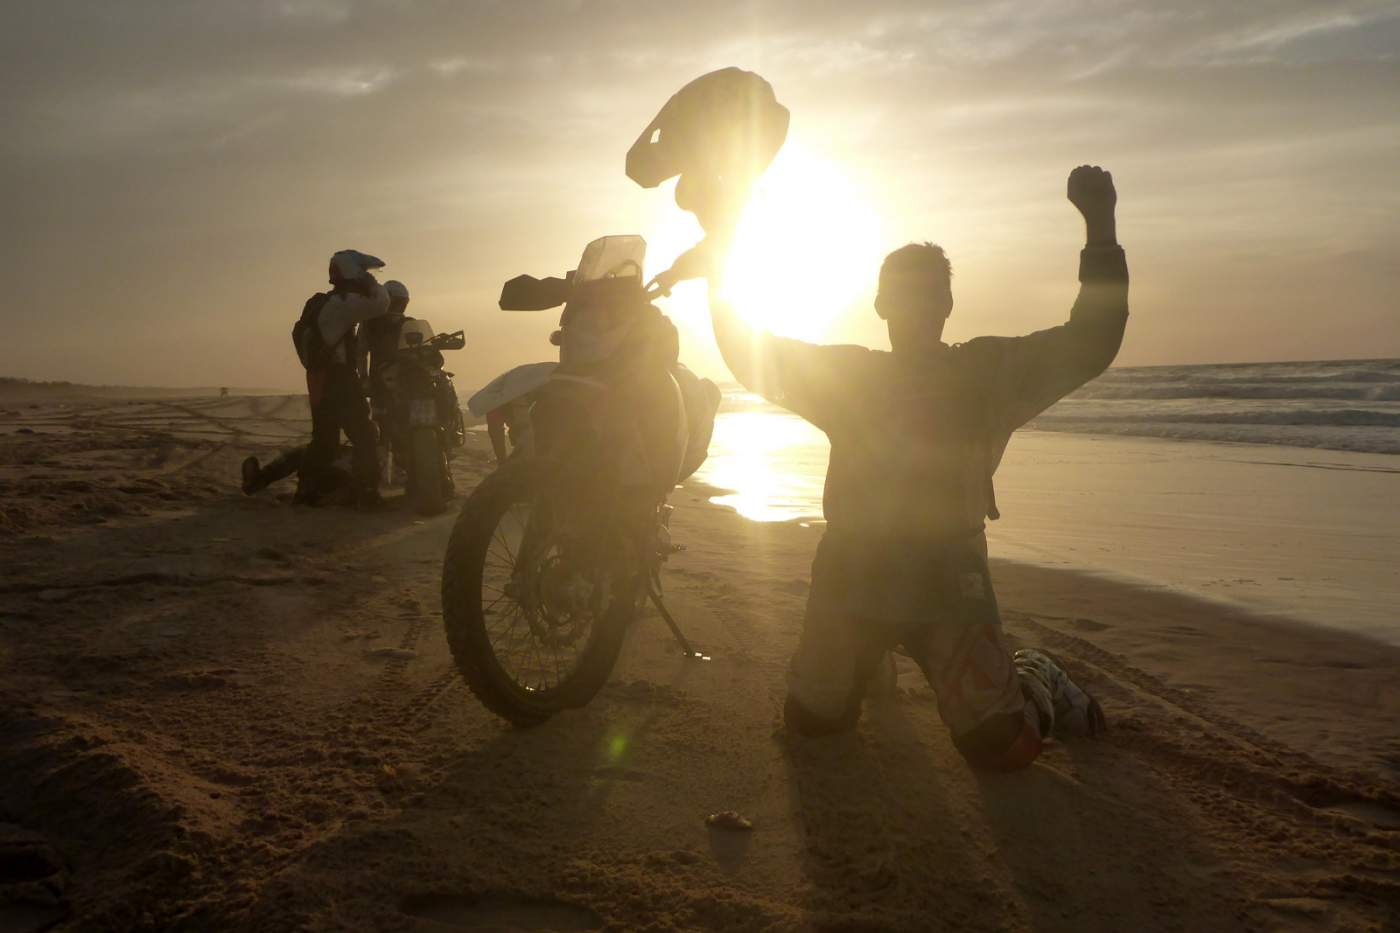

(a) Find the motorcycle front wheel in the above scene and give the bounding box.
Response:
[441,458,635,726]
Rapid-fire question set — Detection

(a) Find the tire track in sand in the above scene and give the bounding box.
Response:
[1011,614,1400,909]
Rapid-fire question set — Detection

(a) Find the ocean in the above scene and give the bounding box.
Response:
[1034,358,1400,455]
[697,357,1400,524]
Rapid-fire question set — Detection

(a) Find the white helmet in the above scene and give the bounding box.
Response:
[384,280,410,303]
[328,249,385,284]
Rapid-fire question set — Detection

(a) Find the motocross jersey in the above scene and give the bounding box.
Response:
[738,246,1129,545]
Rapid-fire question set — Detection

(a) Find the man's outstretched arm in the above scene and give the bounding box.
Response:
[980,165,1129,431]
[688,228,866,430]
[707,277,868,431]
[709,289,774,396]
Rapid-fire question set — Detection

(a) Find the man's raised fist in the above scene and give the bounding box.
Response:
[1067,164,1116,218]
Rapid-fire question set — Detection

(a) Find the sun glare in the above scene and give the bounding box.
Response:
[697,401,830,523]
[645,141,883,343]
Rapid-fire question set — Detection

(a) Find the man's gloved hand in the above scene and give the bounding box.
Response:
[688,173,752,240]
[1067,164,1117,248]
[1014,648,1107,738]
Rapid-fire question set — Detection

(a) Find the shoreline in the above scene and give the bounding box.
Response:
[987,557,1400,782]
[674,478,1400,784]
[694,422,1400,644]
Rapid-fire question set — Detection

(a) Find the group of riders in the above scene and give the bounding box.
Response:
[244,69,1131,774]
[240,256,445,509]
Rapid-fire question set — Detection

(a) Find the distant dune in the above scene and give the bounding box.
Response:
[0,377,290,402]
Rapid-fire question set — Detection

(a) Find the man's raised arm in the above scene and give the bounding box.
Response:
[709,288,776,396]
[978,165,1129,432]
[705,269,866,432]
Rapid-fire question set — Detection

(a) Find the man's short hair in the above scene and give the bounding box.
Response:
[879,242,952,293]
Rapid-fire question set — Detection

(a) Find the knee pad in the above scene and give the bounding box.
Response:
[952,708,1042,771]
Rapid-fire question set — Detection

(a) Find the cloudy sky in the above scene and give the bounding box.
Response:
[3,0,1398,390]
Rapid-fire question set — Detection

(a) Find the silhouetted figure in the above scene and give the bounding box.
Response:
[702,165,1125,770]
[293,250,389,508]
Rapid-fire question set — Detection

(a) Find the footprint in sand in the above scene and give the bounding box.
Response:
[398,893,601,930]
[0,823,66,933]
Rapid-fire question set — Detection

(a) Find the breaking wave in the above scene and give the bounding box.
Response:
[1044,358,1400,454]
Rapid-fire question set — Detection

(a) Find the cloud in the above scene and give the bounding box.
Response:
[269,0,355,24]
[0,0,1397,387]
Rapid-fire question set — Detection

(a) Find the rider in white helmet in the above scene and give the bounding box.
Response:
[359,279,410,392]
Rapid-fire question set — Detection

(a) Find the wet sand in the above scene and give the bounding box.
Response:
[1,392,1398,931]
[698,407,1400,642]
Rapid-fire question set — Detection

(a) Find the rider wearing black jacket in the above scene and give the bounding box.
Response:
[298,251,389,507]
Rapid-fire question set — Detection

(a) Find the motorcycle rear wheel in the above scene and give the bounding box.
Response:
[408,427,448,516]
[441,458,634,726]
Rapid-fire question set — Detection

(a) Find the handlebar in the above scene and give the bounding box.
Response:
[400,329,465,355]
[432,330,466,352]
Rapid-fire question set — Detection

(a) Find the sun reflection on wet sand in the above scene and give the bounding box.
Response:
[693,401,828,523]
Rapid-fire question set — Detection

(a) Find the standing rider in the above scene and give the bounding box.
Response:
[700,165,1126,770]
[296,249,389,507]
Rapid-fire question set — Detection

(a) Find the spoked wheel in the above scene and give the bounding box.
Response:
[441,458,636,726]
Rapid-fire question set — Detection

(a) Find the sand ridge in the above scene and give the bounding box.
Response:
[1,394,1398,930]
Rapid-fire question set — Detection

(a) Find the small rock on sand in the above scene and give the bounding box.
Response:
[705,811,753,831]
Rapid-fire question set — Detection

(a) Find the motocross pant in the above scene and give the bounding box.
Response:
[251,445,354,503]
[784,530,1042,770]
[300,364,380,501]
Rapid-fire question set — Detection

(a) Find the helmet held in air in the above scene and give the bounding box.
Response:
[626,67,789,230]
[328,249,385,285]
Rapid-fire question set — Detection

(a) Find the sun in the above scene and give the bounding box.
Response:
[645,140,882,343]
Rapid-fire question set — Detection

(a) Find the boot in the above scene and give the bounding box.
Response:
[1014,648,1107,738]
[354,487,386,511]
[241,457,264,495]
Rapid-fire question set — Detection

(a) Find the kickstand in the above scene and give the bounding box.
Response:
[647,585,710,661]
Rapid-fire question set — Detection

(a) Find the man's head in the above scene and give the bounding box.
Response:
[874,242,952,355]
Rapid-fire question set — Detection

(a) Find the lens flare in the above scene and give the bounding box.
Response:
[719,143,883,340]
[645,140,882,343]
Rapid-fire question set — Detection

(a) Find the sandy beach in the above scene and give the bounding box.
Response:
[2,391,1399,931]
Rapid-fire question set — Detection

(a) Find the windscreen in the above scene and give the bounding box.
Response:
[573,236,647,285]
